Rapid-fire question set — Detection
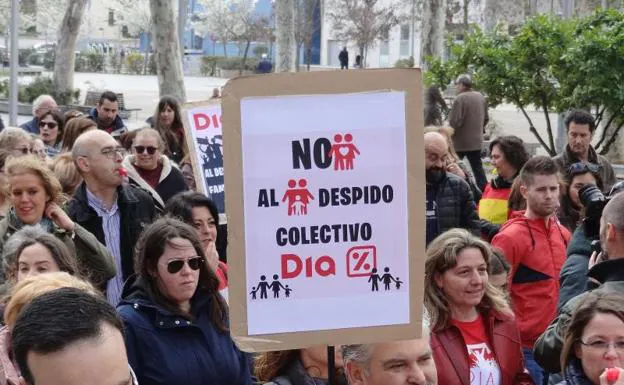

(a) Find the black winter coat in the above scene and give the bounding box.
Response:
[66,183,157,284]
[557,223,595,312]
[427,172,480,239]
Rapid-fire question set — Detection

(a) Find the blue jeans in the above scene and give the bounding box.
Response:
[523,348,548,385]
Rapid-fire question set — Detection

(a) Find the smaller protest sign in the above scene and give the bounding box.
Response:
[182,101,226,222]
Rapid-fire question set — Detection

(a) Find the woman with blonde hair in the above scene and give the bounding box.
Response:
[50,152,83,197]
[0,156,114,290]
[425,228,532,385]
[0,272,98,384]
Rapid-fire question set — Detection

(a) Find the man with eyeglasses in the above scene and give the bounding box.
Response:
[424,131,480,246]
[68,130,156,305]
[553,109,616,192]
[12,287,139,385]
[19,94,57,135]
[534,191,624,379]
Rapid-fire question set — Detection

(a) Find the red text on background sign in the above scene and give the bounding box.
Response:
[193,112,222,130]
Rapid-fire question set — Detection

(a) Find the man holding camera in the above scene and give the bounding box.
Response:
[553,109,616,192]
[534,191,624,375]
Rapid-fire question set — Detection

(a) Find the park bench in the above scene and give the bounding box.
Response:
[80,91,142,120]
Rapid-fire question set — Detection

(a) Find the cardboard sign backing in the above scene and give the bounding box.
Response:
[222,68,425,352]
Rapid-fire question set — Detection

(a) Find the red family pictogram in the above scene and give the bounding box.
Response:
[328,133,360,171]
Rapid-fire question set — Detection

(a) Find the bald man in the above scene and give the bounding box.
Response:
[424,132,479,245]
[67,130,156,305]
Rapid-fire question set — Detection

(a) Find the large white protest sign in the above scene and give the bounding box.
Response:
[242,92,409,334]
[224,69,424,352]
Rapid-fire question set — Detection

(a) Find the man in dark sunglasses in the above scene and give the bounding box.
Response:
[553,109,616,192]
[12,288,138,385]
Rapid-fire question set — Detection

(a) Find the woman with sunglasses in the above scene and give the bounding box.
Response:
[123,128,187,210]
[0,128,33,158]
[558,290,624,385]
[0,156,115,291]
[165,192,228,298]
[559,162,604,233]
[117,217,252,385]
[37,109,63,158]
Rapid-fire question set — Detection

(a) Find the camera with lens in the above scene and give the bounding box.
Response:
[579,184,609,239]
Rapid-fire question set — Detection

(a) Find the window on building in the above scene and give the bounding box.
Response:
[108,9,116,26]
[400,24,410,41]
[400,24,410,58]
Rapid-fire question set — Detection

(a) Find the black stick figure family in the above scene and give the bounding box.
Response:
[368,267,403,292]
[250,274,293,300]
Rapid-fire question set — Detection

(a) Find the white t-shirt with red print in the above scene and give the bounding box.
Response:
[451,314,501,385]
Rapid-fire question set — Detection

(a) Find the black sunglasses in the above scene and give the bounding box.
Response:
[38,121,58,129]
[14,147,32,154]
[167,256,204,274]
[568,162,600,176]
[134,145,157,155]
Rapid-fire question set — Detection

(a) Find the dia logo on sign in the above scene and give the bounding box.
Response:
[292,133,360,171]
[346,245,377,277]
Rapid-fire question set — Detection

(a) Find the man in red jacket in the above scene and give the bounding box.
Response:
[492,155,570,385]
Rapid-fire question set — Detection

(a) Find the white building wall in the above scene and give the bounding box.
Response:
[320,0,483,68]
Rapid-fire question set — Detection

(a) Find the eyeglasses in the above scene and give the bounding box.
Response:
[38,121,58,129]
[101,147,127,159]
[579,340,624,352]
[134,146,158,155]
[167,256,204,274]
[568,162,600,176]
[13,147,32,155]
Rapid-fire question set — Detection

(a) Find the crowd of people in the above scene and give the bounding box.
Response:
[0,76,619,385]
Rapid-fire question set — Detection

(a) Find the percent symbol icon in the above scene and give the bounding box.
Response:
[346,245,377,277]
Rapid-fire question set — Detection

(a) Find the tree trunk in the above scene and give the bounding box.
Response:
[223,40,228,58]
[240,40,251,75]
[306,44,312,71]
[463,0,469,33]
[150,0,186,102]
[275,0,297,73]
[420,0,446,66]
[53,0,87,103]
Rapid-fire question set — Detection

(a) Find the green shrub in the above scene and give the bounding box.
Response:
[201,56,219,76]
[86,52,105,72]
[218,57,259,71]
[126,52,144,74]
[394,56,415,68]
[109,53,119,73]
[18,76,80,105]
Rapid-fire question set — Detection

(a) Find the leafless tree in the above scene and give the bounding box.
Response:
[328,0,402,68]
[54,0,87,101]
[150,0,186,101]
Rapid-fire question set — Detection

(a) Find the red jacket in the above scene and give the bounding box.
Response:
[430,310,534,385]
[491,212,570,348]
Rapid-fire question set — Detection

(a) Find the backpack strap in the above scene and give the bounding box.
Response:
[265,376,293,385]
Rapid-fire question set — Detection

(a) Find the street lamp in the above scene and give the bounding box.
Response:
[9,0,19,126]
